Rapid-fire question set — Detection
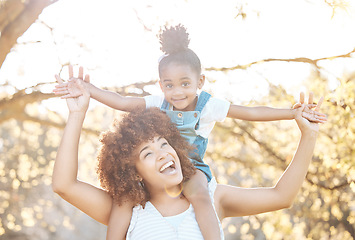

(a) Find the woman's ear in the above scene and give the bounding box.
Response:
[137,175,143,182]
[198,74,205,89]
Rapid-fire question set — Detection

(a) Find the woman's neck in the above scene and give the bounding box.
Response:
[149,186,190,217]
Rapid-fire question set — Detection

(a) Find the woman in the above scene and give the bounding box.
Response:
[52,74,321,239]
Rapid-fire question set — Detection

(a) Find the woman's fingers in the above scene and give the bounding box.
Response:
[53,89,69,95]
[314,97,324,112]
[69,65,74,79]
[314,111,326,117]
[307,92,314,105]
[300,92,305,104]
[78,66,84,80]
[301,112,327,123]
[84,74,90,83]
[60,93,74,99]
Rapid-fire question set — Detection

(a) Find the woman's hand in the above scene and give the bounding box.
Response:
[54,66,90,114]
[294,93,324,135]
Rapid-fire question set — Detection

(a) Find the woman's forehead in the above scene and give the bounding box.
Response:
[138,136,166,150]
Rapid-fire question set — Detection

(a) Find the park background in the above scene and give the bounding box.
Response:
[0,0,354,239]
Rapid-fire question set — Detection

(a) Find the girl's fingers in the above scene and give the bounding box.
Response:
[53,88,67,93]
[54,83,68,88]
[53,90,68,95]
[55,74,64,84]
[293,103,302,109]
[306,104,317,109]
[308,92,314,105]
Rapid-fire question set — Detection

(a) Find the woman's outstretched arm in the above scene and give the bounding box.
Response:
[215,97,322,220]
[52,74,112,225]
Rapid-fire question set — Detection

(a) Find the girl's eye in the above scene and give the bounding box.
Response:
[161,142,168,147]
[182,82,190,87]
[144,152,152,158]
[165,84,173,89]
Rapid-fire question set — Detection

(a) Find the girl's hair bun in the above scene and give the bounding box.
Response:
[159,24,190,54]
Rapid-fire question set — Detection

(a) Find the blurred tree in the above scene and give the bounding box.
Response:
[208,70,354,239]
[0,0,58,68]
[0,80,154,239]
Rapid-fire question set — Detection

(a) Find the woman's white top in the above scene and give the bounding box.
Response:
[126,178,224,240]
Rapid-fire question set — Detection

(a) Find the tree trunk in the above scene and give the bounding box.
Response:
[0,0,58,69]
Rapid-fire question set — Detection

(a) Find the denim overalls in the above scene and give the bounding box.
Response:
[161,91,212,182]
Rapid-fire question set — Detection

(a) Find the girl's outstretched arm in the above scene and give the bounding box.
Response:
[227,92,326,123]
[52,75,112,225]
[215,99,321,220]
[53,65,145,112]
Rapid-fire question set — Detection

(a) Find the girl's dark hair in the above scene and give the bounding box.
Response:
[158,24,201,77]
[97,108,196,207]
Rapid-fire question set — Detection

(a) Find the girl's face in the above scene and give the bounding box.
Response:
[135,136,183,194]
[159,63,205,111]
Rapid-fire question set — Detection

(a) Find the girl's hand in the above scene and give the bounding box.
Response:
[53,65,90,99]
[54,66,90,113]
[293,92,327,123]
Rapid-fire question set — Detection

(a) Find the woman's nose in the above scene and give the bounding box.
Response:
[158,151,169,161]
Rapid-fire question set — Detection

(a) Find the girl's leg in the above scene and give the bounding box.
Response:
[183,170,221,240]
[106,201,133,240]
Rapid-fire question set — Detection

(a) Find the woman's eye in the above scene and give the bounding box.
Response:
[161,142,168,147]
[144,152,152,158]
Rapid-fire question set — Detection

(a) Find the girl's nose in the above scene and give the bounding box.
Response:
[173,88,183,96]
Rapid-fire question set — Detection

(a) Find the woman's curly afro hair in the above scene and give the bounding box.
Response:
[97,107,196,207]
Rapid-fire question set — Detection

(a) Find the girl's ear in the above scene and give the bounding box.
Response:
[198,74,205,89]
[159,80,163,91]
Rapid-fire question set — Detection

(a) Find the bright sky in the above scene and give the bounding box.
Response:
[1,0,355,109]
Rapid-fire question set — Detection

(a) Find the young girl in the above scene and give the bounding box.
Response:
[53,25,326,240]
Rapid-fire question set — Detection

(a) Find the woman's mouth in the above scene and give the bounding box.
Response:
[159,160,176,175]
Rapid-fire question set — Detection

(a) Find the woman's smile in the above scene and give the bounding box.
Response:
[159,160,177,175]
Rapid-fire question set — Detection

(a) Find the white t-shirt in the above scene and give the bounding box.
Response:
[144,94,230,138]
[126,178,224,240]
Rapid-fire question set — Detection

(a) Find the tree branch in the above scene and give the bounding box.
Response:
[204,48,355,72]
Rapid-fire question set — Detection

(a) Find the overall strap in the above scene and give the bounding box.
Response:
[194,91,211,113]
[161,99,170,110]
[193,91,211,130]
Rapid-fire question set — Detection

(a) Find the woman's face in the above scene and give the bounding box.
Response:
[135,136,183,193]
